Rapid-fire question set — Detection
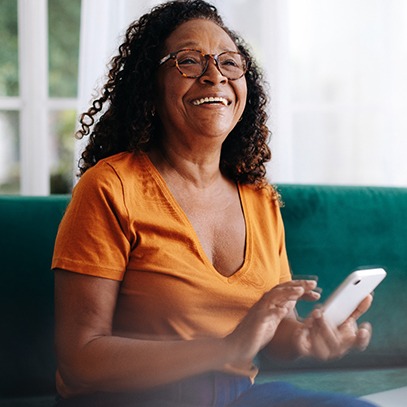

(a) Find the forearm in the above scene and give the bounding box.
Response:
[57,335,231,397]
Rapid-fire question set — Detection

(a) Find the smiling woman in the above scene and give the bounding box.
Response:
[75,4,270,188]
[52,1,377,406]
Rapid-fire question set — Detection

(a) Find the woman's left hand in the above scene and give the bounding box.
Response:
[293,295,373,360]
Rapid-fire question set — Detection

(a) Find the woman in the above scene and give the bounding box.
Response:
[52,1,376,406]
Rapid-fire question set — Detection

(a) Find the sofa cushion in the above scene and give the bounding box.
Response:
[257,366,407,398]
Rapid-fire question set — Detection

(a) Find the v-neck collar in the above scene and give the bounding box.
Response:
[141,152,253,282]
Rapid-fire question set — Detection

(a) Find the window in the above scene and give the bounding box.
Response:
[0,0,19,193]
[0,0,80,195]
[2,0,406,194]
[48,0,81,193]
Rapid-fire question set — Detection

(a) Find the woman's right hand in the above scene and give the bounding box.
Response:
[225,280,318,366]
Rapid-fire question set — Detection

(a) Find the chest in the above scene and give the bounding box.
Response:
[173,188,246,278]
[118,187,284,337]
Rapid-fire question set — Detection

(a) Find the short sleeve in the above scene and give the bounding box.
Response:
[277,209,292,284]
[51,162,131,280]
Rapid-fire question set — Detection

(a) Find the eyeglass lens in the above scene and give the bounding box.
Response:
[175,50,247,79]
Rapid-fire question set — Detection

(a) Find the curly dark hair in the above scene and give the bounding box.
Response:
[76,0,272,188]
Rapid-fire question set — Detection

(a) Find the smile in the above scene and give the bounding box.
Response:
[192,96,229,106]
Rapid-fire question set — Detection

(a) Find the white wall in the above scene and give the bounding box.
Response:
[78,0,407,187]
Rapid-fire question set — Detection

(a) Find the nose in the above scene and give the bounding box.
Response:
[199,56,227,85]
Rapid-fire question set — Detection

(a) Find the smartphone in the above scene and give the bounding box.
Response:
[321,268,387,327]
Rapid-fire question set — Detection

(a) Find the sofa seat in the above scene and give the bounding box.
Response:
[258,366,407,398]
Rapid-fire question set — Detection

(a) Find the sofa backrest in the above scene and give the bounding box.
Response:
[267,184,407,370]
[0,195,70,398]
[1,185,407,396]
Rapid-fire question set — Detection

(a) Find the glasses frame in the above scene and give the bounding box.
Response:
[158,48,249,81]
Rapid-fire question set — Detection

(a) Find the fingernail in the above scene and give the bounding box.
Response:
[313,309,322,319]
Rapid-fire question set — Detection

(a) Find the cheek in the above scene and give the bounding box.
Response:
[156,78,190,114]
[155,89,176,120]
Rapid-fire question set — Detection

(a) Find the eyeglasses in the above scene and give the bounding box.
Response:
[159,48,249,80]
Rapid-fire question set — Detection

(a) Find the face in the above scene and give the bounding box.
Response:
[155,19,247,149]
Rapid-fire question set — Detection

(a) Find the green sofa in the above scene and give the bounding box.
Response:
[1,185,407,406]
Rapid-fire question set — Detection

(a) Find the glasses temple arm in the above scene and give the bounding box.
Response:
[159,53,173,66]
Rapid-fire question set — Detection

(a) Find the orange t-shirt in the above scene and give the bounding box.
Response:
[52,151,291,375]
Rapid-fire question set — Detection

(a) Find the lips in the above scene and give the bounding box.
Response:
[192,96,229,106]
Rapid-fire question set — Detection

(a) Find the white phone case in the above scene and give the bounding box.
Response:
[321,268,387,327]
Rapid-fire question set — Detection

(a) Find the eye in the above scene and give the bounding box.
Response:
[177,51,202,65]
[178,57,199,65]
[221,58,239,67]
[219,53,243,69]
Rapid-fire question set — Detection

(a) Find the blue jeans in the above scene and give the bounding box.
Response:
[56,372,378,406]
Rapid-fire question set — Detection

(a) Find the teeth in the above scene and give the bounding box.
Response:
[192,97,228,106]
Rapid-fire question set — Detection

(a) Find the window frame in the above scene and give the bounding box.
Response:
[0,0,78,195]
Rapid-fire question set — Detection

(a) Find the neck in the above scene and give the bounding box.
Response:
[156,144,223,189]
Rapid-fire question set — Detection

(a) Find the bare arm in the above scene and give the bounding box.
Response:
[55,271,314,397]
[54,269,230,397]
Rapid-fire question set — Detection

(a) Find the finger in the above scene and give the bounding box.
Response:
[354,322,372,351]
[349,295,373,320]
[340,318,371,351]
[262,294,296,310]
[263,284,306,303]
[300,289,321,302]
[289,279,319,291]
[293,280,322,302]
[290,276,322,301]
[280,279,318,290]
[283,280,321,300]
[261,281,321,314]
[256,290,298,317]
[308,309,342,359]
[336,317,370,356]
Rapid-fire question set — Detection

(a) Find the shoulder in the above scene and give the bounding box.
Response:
[239,183,285,234]
[239,183,282,208]
[72,151,162,220]
[80,151,143,179]
[75,151,146,196]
